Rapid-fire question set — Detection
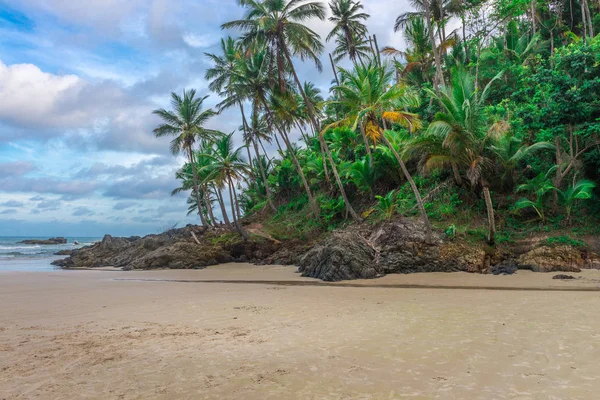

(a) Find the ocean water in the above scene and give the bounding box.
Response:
[0,237,101,272]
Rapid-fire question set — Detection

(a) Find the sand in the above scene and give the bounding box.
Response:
[1,264,600,399]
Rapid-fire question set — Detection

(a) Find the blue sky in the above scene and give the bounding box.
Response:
[0,0,410,237]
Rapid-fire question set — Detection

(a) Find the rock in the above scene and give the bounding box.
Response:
[53,250,73,256]
[553,274,576,280]
[298,231,379,281]
[298,219,468,282]
[19,237,67,245]
[518,245,584,273]
[73,241,79,245]
[491,259,518,275]
[51,225,283,271]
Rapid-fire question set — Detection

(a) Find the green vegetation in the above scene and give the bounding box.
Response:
[154,0,600,247]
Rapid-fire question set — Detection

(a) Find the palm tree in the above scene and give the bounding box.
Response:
[200,133,250,239]
[205,36,277,212]
[327,0,370,64]
[394,0,446,92]
[153,89,219,227]
[327,60,432,235]
[416,69,503,245]
[225,49,319,215]
[490,131,554,190]
[222,0,326,133]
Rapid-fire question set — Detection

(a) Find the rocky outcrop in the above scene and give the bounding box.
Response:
[19,237,67,245]
[51,225,283,270]
[517,245,600,273]
[299,220,473,281]
[52,219,600,281]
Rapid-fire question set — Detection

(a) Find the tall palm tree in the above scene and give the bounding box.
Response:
[222,0,326,133]
[326,60,432,235]
[200,133,250,239]
[225,48,319,215]
[394,0,447,92]
[205,36,277,212]
[153,89,219,227]
[327,0,370,64]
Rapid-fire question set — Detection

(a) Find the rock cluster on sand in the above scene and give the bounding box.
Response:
[51,226,286,270]
[18,237,67,245]
[52,220,600,281]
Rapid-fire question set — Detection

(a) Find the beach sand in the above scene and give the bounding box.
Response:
[1,264,600,399]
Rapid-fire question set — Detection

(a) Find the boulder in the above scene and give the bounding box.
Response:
[518,245,583,273]
[298,231,379,281]
[298,219,470,282]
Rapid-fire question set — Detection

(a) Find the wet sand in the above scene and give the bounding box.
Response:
[1,264,600,399]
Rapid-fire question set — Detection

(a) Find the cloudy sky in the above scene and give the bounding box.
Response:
[0,0,411,237]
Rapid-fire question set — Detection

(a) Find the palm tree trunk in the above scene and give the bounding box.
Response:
[188,147,208,227]
[379,129,432,240]
[262,99,319,216]
[451,163,463,186]
[228,177,249,240]
[282,45,320,133]
[531,0,536,36]
[320,135,361,221]
[482,185,496,245]
[299,118,330,187]
[205,188,217,225]
[215,186,231,225]
[359,123,374,166]
[252,137,277,212]
[423,0,444,95]
[232,179,243,222]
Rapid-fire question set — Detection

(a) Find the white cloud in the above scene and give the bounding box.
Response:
[0,60,82,129]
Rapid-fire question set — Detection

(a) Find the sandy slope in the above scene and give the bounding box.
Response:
[1,264,599,399]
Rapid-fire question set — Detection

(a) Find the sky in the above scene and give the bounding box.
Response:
[0,0,412,237]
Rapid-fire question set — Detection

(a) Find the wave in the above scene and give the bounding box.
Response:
[0,245,42,250]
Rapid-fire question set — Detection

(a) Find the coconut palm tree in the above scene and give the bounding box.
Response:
[200,133,250,239]
[152,89,219,227]
[224,48,319,215]
[222,0,326,133]
[327,0,370,64]
[326,60,432,235]
[417,69,504,244]
[205,36,277,212]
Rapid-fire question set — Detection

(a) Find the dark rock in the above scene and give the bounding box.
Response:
[553,274,576,280]
[491,259,518,275]
[53,250,73,256]
[19,237,67,245]
[298,219,467,282]
[299,231,379,281]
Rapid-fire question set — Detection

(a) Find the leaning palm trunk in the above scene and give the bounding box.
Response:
[214,186,231,225]
[232,180,244,222]
[262,99,319,216]
[227,177,249,240]
[204,188,217,225]
[379,133,433,241]
[252,138,277,212]
[422,0,444,94]
[482,185,496,245]
[283,45,321,134]
[320,135,361,221]
[188,147,208,227]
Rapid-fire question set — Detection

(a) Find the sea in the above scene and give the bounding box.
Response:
[0,237,101,272]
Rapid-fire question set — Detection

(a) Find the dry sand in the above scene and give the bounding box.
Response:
[1,264,600,399]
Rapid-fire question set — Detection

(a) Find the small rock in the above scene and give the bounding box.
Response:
[552,274,576,280]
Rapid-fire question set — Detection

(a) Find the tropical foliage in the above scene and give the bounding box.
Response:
[153,0,600,245]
